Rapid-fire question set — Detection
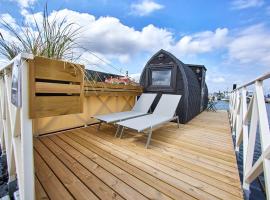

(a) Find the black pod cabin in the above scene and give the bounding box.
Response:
[139,49,208,123]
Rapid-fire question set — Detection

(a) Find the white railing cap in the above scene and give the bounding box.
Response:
[233,72,270,92]
[0,53,34,72]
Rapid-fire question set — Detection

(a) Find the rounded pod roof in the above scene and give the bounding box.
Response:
[139,49,202,123]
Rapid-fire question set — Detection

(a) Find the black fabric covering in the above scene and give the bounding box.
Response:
[203,84,209,110]
[140,49,208,123]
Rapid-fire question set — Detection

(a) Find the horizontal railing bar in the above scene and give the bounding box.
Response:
[232,72,270,92]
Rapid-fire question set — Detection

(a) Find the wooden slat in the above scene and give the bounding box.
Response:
[34,139,99,200]
[80,128,242,191]
[34,56,83,82]
[64,132,215,200]
[34,111,243,200]
[34,96,82,118]
[35,176,49,200]
[29,56,84,118]
[47,134,148,200]
[36,82,81,94]
[40,137,124,200]
[85,91,142,96]
[34,150,74,200]
[85,87,142,92]
[56,132,194,199]
[53,134,172,200]
[73,130,242,200]
[85,82,142,90]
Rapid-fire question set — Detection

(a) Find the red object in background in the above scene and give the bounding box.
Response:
[105,76,132,85]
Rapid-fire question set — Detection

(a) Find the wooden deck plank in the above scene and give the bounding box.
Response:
[123,130,238,173]
[73,129,242,200]
[79,128,242,194]
[39,137,124,200]
[50,134,170,200]
[34,111,243,200]
[44,134,149,200]
[34,150,74,200]
[63,131,215,200]
[34,139,99,200]
[60,133,195,200]
[35,176,49,200]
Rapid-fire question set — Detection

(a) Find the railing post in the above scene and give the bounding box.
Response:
[230,91,236,124]
[235,88,248,153]
[228,72,270,198]
[3,71,16,181]
[244,92,257,191]
[229,91,235,124]
[254,81,270,199]
[232,90,240,136]
[241,87,249,189]
[20,59,35,200]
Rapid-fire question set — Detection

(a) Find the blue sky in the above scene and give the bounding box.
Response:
[0,0,270,92]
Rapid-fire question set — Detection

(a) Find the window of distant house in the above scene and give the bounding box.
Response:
[151,69,172,86]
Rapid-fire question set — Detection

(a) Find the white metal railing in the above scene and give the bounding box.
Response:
[229,72,270,199]
[0,53,35,200]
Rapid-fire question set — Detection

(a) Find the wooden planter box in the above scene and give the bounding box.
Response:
[28,57,143,134]
[84,82,143,96]
[29,56,84,118]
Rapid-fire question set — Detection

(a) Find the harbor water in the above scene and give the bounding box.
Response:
[216,100,270,200]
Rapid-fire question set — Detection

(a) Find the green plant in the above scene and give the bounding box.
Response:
[0,5,81,60]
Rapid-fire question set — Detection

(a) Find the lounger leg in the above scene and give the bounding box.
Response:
[115,125,120,137]
[97,122,102,130]
[176,116,180,128]
[119,127,125,139]
[145,129,153,149]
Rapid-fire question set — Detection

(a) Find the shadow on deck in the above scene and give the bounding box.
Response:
[34,111,243,200]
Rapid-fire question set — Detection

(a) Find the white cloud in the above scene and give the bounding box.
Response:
[130,0,164,16]
[129,73,141,83]
[0,8,230,69]
[228,24,270,65]
[212,77,225,83]
[10,0,36,8]
[37,9,173,63]
[2,8,270,81]
[171,28,229,56]
[0,14,17,27]
[206,73,226,83]
[20,9,43,25]
[231,0,264,10]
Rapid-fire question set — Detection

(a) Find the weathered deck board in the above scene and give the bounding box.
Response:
[34,111,243,200]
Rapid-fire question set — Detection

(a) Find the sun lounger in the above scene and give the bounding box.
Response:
[93,93,157,130]
[116,94,182,148]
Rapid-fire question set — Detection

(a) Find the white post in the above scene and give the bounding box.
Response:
[232,91,240,136]
[255,81,270,199]
[20,60,35,200]
[241,87,249,189]
[244,93,258,190]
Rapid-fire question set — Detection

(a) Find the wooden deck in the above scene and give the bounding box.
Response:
[34,111,243,200]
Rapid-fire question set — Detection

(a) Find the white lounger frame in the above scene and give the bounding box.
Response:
[94,93,157,130]
[116,94,181,148]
